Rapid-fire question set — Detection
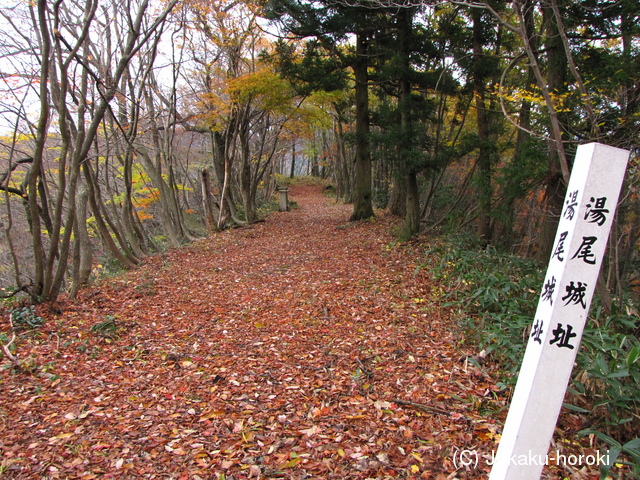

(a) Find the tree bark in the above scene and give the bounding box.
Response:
[397,7,420,237]
[27,0,52,298]
[289,140,296,178]
[70,188,93,299]
[389,175,406,218]
[83,163,139,269]
[201,168,217,234]
[493,0,537,249]
[535,2,569,261]
[404,171,420,237]
[349,32,374,221]
[239,126,257,223]
[472,8,494,244]
[333,112,352,202]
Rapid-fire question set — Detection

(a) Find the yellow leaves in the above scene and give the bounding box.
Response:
[281,457,301,468]
[181,0,263,20]
[227,67,295,114]
[112,162,192,222]
[500,81,595,115]
[48,432,75,445]
[499,86,546,107]
[0,132,33,144]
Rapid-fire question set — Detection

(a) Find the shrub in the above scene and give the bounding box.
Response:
[10,305,44,330]
[428,239,640,478]
[430,242,543,379]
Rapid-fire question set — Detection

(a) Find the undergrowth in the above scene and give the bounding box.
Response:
[427,239,640,479]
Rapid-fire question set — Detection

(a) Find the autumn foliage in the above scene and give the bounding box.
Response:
[1,186,607,479]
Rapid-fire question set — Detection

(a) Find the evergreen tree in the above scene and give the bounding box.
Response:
[263,0,395,220]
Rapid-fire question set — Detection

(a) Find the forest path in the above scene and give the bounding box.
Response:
[0,185,499,479]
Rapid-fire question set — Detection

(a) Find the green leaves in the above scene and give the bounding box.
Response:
[90,316,119,340]
[10,306,44,330]
[579,429,640,480]
[626,344,640,368]
[433,239,640,476]
[430,242,543,379]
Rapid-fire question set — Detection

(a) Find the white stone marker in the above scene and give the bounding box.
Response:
[489,143,630,480]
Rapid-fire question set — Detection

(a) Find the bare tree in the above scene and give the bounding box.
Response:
[0,0,178,301]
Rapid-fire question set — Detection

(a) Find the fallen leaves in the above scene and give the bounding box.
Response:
[0,185,556,478]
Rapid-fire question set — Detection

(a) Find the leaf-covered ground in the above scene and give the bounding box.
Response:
[1,185,599,479]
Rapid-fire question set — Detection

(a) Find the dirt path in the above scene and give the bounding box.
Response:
[1,185,499,479]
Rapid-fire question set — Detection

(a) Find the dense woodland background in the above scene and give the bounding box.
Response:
[1,0,640,473]
[0,0,638,302]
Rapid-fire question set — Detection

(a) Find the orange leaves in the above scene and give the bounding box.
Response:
[180,0,263,19]
[0,185,520,478]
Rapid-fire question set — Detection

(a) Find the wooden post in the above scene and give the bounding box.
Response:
[278,187,289,212]
[489,143,630,479]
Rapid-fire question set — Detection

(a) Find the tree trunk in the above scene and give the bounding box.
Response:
[120,151,148,257]
[218,145,234,229]
[70,188,93,299]
[404,171,420,238]
[334,113,352,202]
[472,8,493,243]
[493,0,537,250]
[239,127,257,223]
[290,141,296,178]
[201,168,217,234]
[536,2,569,261]
[136,147,183,247]
[83,163,138,269]
[212,131,231,228]
[389,174,406,218]
[398,7,419,237]
[350,32,374,221]
[143,90,187,246]
[27,0,52,299]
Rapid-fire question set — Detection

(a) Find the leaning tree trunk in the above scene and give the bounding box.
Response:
[83,163,139,269]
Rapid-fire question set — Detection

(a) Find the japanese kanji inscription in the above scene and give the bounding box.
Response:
[489,143,630,480]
